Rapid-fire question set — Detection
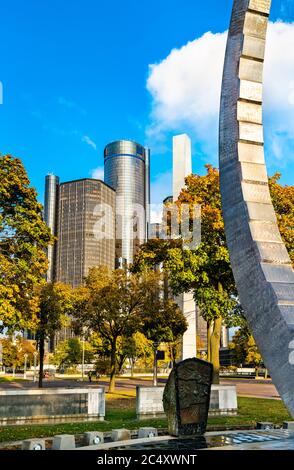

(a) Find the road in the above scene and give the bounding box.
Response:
[0,375,280,399]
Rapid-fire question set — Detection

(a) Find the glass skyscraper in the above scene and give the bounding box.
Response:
[55,179,116,287]
[44,174,59,282]
[44,176,116,287]
[104,140,150,266]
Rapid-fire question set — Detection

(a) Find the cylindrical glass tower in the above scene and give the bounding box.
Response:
[44,174,60,281]
[104,140,150,266]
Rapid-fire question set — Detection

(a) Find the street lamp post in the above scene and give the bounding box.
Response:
[24,353,28,379]
[33,352,38,383]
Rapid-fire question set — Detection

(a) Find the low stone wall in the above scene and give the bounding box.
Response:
[0,388,105,425]
[136,386,166,420]
[136,385,237,420]
[209,384,238,416]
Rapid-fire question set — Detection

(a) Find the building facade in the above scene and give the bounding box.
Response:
[104,140,150,266]
[44,174,60,282]
[55,179,116,287]
[149,222,161,240]
[44,176,116,287]
[173,134,192,201]
[172,134,198,360]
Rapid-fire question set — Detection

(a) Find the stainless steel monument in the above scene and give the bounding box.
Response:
[219,0,294,417]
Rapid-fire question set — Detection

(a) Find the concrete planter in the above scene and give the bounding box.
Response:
[136,386,166,420]
[0,388,105,425]
[136,384,237,420]
[209,385,238,416]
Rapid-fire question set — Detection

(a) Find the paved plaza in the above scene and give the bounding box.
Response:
[0,375,280,400]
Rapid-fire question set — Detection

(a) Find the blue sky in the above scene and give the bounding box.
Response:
[0,0,293,209]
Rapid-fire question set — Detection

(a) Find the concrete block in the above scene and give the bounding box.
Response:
[244,11,269,39]
[261,263,294,284]
[84,431,104,446]
[239,121,264,144]
[52,434,76,450]
[283,421,294,430]
[256,242,292,265]
[88,389,105,418]
[257,422,274,430]
[240,80,263,103]
[249,221,283,243]
[0,387,105,425]
[240,162,268,183]
[111,429,131,442]
[270,282,294,303]
[136,384,238,419]
[239,58,264,84]
[209,385,238,416]
[242,36,266,60]
[22,439,46,450]
[249,0,271,14]
[136,386,166,420]
[238,141,265,164]
[138,427,158,439]
[237,101,262,125]
[241,181,271,204]
[246,203,276,222]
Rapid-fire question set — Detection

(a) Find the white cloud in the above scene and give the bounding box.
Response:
[82,135,97,151]
[146,21,294,167]
[91,167,104,180]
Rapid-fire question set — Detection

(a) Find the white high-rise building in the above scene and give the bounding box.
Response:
[173,134,192,201]
[172,134,197,360]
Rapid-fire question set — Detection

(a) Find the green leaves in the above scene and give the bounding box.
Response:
[0,155,53,332]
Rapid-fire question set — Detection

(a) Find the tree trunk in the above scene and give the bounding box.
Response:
[255,366,259,379]
[172,344,177,368]
[210,317,222,384]
[108,342,117,393]
[38,335,45,388]
[130,358,134,377]
[207,321,213,362]
[117,354,125,375]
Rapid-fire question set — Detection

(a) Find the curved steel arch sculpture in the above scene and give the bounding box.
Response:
[219,0,294,417]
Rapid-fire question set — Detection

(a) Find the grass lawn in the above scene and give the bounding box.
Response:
[0,396,291,445]
[0,377,28,383]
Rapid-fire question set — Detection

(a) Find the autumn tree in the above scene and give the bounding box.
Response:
[73,268,155,392]
[230,326,263,376]
[123,332,154,376]
[51,338,95,371]
[36,282,73,387]
[1,336,36,370]
[133,165,293,384]
[0,155,53,332]
[139,292,187,384]
[269,173,294,267]
[133,166,237,383]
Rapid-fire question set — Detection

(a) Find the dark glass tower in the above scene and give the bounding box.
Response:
[44,174,60,281]
[104,140,150,266]
[55,179,116,287]
[44,176,116,287]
